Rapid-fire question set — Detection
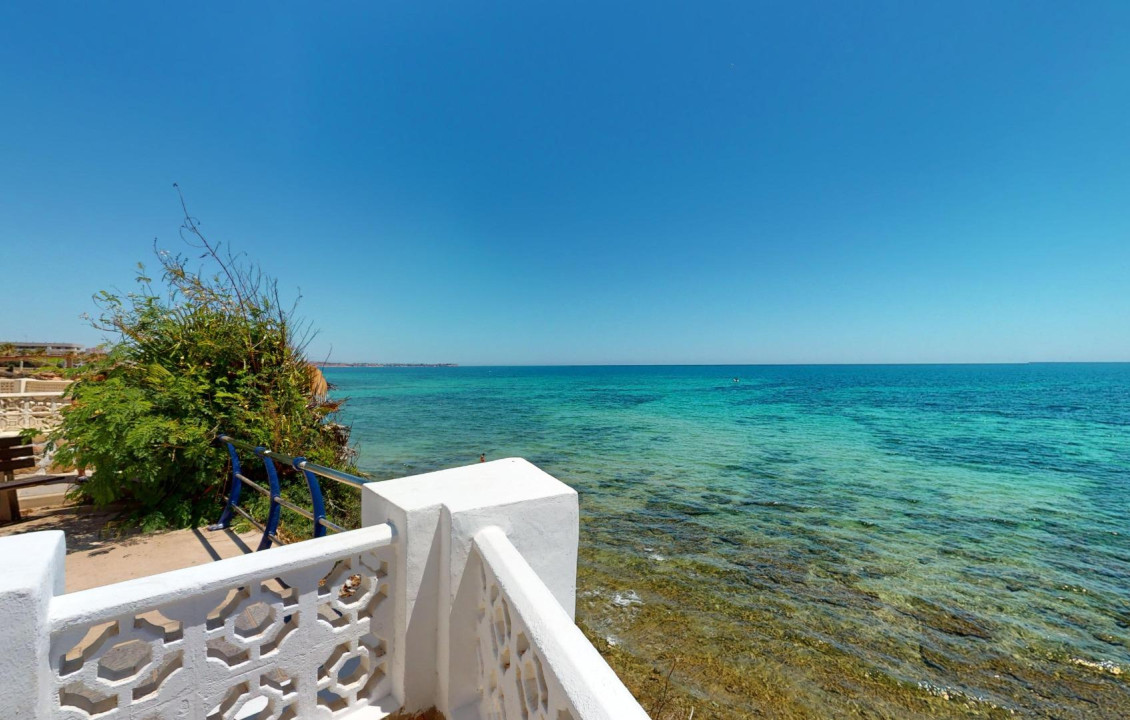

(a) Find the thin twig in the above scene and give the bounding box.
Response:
[173,182,248,313]
[649,656,678,718]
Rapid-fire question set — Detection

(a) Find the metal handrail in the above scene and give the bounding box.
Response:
[219,434,368,488]
[209,434,369,550]
[233,472,269,497]
[228,502,264,531]
[273,494,315,521]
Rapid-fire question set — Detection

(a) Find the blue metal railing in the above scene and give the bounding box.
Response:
[208,434,367,550]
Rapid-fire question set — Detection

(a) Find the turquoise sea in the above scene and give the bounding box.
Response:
[325,364,1130,718]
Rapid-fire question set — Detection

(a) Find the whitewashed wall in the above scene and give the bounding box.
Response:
[360,457,649,720]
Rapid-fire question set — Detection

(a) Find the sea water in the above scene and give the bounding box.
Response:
[325,364,1130,717]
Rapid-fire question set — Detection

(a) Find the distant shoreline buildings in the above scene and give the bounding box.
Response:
[0,341,85,355]
[1,341,93,373]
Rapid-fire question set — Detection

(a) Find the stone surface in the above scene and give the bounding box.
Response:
[0,500,259,591]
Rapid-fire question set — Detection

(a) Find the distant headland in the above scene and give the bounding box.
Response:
[317,362,458,368]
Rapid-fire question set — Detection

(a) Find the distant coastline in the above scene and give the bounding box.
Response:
[318,362,458,368]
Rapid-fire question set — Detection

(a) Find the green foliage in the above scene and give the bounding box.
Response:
[51,199,356,529]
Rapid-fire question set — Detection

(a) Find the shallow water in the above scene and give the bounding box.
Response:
[326,364,1130,717]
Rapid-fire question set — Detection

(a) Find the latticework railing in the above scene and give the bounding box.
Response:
[0,391,68,433]
[473,526,650,720]
[47,525,396,720]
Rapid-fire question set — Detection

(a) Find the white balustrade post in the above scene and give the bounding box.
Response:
[0,530,66,719]
[362,458,579,719]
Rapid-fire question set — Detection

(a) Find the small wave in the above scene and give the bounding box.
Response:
[742,499,817,513]
[641,546,666,561]
[1071,658,1123,675]
[611,590,643,607]
[916,681,999,707]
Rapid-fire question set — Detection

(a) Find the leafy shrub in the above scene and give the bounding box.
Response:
[51,198,357,529]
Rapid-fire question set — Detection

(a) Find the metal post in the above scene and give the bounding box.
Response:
[208,441,244,531]
[293,456,328,538]
[259,448,283,551]
[212,434,366,545]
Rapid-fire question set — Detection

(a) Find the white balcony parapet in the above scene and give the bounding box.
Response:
[6,525,397,719]
[0,458,650,720]
[473,526,649,720]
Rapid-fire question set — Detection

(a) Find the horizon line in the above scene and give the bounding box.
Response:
[318,360,1130,368]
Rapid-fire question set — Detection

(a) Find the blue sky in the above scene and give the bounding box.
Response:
[2,2,1128,364]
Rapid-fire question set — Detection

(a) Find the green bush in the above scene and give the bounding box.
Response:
[51,203,357,530]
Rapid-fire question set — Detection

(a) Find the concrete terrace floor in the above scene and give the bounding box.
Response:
[0,486,258,592]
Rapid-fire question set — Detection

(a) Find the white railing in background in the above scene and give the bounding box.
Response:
[47,525,396,720]
[0,379,72,394]
[474,526,649,720]
[0,391,69,433]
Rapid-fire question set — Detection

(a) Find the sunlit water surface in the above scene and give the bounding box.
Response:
[326,364,1130,717]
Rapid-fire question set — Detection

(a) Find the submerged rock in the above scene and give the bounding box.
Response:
[904,596,993,639]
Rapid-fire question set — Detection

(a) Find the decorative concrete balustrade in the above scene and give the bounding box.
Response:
[49,525,395,719]
[0,458,651,720]
[0,379,71,433]
[0,379,73,394]
[472,527,648,720]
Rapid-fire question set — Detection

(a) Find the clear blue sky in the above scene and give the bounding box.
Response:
[3,2,1128,365]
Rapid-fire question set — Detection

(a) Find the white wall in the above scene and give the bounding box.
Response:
[0,531,65,718]
[362,458,580,718]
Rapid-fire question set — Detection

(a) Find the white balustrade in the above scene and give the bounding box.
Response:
[19,526,397,719]
[0,379,72,394]
[0,458,651,720]
[473,526,649,720]
[0,391,69,432]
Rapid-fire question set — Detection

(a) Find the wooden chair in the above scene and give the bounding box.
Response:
[0,436,76,523]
